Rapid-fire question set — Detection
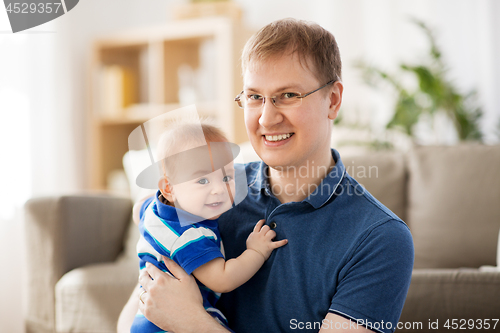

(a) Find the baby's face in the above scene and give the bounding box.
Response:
[172,163,236,220]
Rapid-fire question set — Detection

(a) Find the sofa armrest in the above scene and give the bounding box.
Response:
[399,269,500,332]
[24,194,133,333]
[55,261,138,333]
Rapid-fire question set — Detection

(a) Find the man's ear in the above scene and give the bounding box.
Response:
[328,80,343,121]
[158,177,175,202]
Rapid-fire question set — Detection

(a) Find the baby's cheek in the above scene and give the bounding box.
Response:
[229,183,237,197]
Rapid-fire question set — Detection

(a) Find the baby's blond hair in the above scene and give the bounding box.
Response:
[156,118,228,179]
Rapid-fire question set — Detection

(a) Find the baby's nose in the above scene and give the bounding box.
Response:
[210,180,227,195]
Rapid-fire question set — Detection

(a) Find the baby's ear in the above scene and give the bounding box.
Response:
[158,177,175,202]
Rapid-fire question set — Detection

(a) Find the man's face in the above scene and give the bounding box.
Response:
[171,163,235,220]
[243,54,339,170]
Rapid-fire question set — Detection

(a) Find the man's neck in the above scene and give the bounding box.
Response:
[268,151,336,204]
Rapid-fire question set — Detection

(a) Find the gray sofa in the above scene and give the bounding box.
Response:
[24,144,500,333]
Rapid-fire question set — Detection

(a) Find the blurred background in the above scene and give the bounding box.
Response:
[1,0,499,331]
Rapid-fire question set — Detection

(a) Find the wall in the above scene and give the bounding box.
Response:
[42,0,500,193]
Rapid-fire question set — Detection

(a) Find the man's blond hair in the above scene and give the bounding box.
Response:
[241,18,342,85]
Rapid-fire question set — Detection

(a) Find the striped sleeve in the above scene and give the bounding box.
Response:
[170,227,225,275]
[140,202,224,275]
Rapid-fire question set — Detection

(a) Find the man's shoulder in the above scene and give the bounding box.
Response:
[320,173,410,243]
[344,173,404,221]
[327,175,414,265]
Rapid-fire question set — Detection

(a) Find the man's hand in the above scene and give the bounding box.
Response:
[246,219,288,260]
[138,258,230,333]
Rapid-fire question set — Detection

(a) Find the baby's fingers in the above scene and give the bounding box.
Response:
[271,239,288,249]
[265,229,276,240]
[253,219,266,232]
[260,224,271,234]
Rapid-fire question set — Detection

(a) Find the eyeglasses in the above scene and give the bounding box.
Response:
[234,79,336,109]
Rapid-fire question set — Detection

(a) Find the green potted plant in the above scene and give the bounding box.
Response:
[358,19,483,144]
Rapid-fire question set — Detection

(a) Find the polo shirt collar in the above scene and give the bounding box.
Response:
[306,149,346,208]
[153,191,179,221]
[248,149,346,209]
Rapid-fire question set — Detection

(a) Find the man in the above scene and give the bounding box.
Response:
[118,18,413,333]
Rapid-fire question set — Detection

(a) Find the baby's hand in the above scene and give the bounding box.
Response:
[246,219,288,260]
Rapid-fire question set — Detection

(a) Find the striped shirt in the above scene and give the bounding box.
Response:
[131,192,228,333]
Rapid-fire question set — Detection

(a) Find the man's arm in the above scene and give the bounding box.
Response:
[319,313,373,332]
[117,284,140,333]
[132,265,374,333]
[133,194,153,226]
[325,221,413,333]
[138,259,231,333]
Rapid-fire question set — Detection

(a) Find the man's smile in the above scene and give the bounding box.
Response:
[264,133,294,142]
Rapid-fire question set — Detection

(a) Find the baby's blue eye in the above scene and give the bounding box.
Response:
[197,178,209,185]
[222,175,233,183]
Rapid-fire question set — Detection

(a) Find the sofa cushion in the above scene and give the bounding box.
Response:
[400,269,500,328]
[342,151,407,221]
[407,144,500,269]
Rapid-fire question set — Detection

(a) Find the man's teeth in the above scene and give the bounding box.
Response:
[265,133,293,142]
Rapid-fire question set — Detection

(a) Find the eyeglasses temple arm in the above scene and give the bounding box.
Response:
[234,90,244,101]
[298,79,336,99]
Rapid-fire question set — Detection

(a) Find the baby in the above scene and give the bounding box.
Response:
[130,120,287,332]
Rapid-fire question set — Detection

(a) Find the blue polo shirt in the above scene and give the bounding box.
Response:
[217,149,414,333]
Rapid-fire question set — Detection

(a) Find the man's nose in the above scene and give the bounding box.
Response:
[258,98,283,128]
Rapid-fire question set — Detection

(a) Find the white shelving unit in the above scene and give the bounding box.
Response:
[89,17,249,190]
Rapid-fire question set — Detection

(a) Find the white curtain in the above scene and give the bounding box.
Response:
[0,2,173,330]
[0,9,63,333]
